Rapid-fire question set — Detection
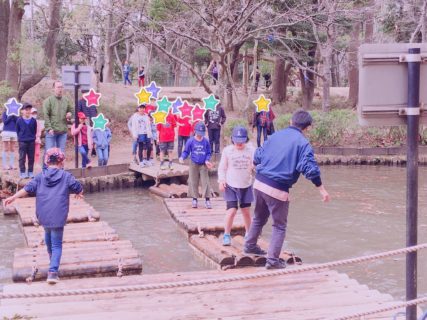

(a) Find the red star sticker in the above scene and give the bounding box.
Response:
[83,89,101,106]
[192,104,206,122]
[146,104,157,114]
[178,101,194,118]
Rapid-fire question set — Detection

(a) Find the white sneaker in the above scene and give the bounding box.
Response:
[146,160,154,166]
[139,161,146,168]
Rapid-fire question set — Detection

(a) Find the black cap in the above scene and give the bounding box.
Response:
[22,102,33,109]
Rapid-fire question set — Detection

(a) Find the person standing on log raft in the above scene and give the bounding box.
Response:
[244,110,330,269]
[218,126,255,246]
[4,148,83,284]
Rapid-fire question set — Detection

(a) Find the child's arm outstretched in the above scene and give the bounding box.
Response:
[4,188,29,206]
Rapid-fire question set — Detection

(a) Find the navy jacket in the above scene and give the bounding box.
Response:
[24,168,83,228]
[181,137,211,165]
[2,112,17,132]
[16,117,37,142]
[78,99,98,121]
[253,126,322,192]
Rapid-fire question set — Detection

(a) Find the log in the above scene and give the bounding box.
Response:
[149,186,172,198]
[189,235,235,266]
[158,184,179,197]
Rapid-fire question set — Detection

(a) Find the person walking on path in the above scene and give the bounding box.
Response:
[16,103,37,179]
[31,108,44,166]
[212,62,218,85]
[244,110,330,269]
[123,60,132,86]
[42,81,73,169]
[138,66,145,87]
[250,66,261,92]
[179,122,213,209]
[1,103,18,170]
[4,148,83,284]
[218,126,255,246]
[204,100,226,154]
[71,112,93,169]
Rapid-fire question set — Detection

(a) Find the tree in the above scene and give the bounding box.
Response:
[0,0,10,81]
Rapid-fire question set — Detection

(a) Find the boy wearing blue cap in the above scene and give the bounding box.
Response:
[218,126,255,246]
[179,122,213,209]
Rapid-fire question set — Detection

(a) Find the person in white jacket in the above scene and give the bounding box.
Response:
[130,104,152,167]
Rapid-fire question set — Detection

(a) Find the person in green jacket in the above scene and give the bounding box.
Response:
[42,81,73,169]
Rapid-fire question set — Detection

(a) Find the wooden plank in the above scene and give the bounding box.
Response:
[129,162,189,181]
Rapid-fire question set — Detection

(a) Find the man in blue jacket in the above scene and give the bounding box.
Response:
[244,110,330,269]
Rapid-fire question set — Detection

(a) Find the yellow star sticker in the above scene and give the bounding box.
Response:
[134,88,152,105]
[253,95,271,112]
[151,111,168,125]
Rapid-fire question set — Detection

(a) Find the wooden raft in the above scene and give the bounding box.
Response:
[190,234,302,268]
[0,269,406,319]
[163,198,245,234]
[129,162,189,182]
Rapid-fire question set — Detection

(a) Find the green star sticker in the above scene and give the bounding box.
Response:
[156,96,172,113]
[203,94,220,111]
[91,113,109,131]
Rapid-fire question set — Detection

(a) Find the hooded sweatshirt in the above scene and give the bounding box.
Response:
[24,168,83,228]
[92,127,112,149]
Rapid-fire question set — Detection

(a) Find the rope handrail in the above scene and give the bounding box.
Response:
[1,242,426,300]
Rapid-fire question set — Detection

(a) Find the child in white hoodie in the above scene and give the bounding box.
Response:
[129,104,152,167]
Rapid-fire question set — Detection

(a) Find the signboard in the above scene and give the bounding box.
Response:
[358,43,427,126]
[61,65,92,90]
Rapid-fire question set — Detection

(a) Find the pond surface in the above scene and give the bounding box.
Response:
[0,166,426,302]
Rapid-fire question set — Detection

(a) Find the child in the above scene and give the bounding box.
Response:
[157,111,177,170]
[148,112,160,160]
[138,66,145,87]
[92,120,112,166]
[204,100,226,154]
[218,126,255,246]
[71,112,93,168]
[252,108,274,148]
[130,104,152,167]
[1,103,18,170]
[4,148,83,284]
[176,116,192,158]
[31,107,45,165]
[127,108,139,164]
[16,103,37,178]
[179,122,213,209]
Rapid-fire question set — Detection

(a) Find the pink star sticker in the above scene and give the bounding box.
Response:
[146,104,157,114]
[192,104,206,122]
[178,101,194,118]
[83,89,101,106]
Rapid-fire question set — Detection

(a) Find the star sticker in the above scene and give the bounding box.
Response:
[203,94,220,111]
[192,104,206,122]
[83,88,101,106]
[145,81,161,99]
[156,96,172,113]
[178,101,194,118]
[134,88,152,105]
[146,104,157,114]
[151,111,168,124]
[4,98,22,116]
[253,95,271,113]
[91,113,109,131]
[171,97,183,114]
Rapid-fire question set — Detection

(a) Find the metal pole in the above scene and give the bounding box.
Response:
[74,65,79,169]
[406,47,420,320]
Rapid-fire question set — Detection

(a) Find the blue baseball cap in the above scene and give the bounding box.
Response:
[194,122,206,135]
[232,126,248,144]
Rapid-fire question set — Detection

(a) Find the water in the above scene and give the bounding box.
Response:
[0,166,426,302]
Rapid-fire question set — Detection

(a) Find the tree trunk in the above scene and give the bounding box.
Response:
[45,0,62,80]
[331,53,338,87]
[283,63,292,102]
[364,0,374,43]
[5,0,25,96]
[0,0,10,81]
[300,47,316,110]
[347,21,360,108]
[242,49,248,94]
[272,56,285,104]
[174,62,181,86]
[322,47,332,112]
[104,11,114,83]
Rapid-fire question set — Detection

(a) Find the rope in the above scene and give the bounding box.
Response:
[334,296,427,320]
[1,243,426,300]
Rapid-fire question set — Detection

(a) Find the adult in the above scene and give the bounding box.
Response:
[263,73,272,90]
[123,60,132,86]
[212,62,219,85]
[252,108,274,147]
[1,101,18,170]
[251,66,261,92]
[204,99,226,154]
[244,110,330,269]
[78,89,98,157]
[138,66,145,87]
[42,81,73,169]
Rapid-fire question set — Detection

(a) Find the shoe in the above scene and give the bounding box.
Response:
[86,161,93,168]
[265,259,286,270]
[205,200,212,209]
[46,271,59,284]
[168,162,173,170]
[139,161,146,168]
[28,172,34,179]
[192,199,198,208]
[133,156,139,165]
[243,245,267,256]
[223,234,231,246]
[19,172,28,179]
[146,160,154,166]
[160,163,168,170]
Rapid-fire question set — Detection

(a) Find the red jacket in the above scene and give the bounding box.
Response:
[177,116,192,137]
[157,113,176,143]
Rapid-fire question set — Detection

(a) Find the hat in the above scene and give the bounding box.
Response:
[231,126,248,144]
[22,102,33,110]
[77,112,86,119]
[44,147,65,165]
[194,122,206,135]
[31,107,38,113]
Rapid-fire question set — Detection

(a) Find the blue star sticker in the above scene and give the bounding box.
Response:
[4,98,22,117]
[171,97,183,114]
[145,81,161,99]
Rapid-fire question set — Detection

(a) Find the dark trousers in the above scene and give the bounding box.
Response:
[138,140,150,162]
[178,135,189,158]
[256,125,268,147]
[208,128,221,153]
[245,189,289,265]
[19,141,35,173]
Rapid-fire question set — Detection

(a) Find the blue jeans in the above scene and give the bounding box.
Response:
[44,227,64,273]
[124,72,132,85]
[43,132,67,169]
[97,147,109,166]
[208,128,221,153]
[78,145,90,168]
[256,125,268,147]
[132,141,138,155]
[177,135,189,158]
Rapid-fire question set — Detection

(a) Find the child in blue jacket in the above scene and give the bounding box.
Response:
[4,148,83,284]
[92,124,112,166]
[16,103,37,178]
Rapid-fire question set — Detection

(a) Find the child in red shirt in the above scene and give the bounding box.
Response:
[176,116,192,158]
[157,112,176,170]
